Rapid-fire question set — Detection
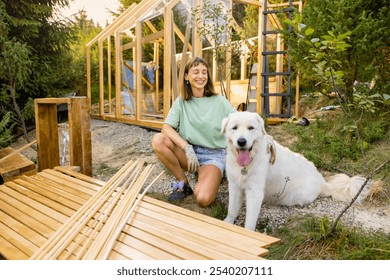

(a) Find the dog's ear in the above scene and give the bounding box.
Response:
[265,135,276,164]
[255,113,267,135]
[221,116,229,135]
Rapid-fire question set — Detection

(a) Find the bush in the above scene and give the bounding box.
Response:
[0,112,14,148]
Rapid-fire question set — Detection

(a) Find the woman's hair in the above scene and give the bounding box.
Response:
[181,56,216,100]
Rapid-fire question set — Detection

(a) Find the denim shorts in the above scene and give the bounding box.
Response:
[192,145,226,175]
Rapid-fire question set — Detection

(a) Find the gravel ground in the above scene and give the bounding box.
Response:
[88,118,390,234]
[11,117,389,234]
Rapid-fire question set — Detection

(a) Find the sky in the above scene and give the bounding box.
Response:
[59,0,122,26]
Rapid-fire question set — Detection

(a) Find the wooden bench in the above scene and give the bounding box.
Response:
[0,167,279,260]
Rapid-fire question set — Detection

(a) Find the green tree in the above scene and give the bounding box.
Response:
[0,112,13,148]
[285,0,389,101]
[68,11,102,97]
[0,40,32,141]
[0,0,76,141]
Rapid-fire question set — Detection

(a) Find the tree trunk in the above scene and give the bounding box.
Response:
[10,81,30,143]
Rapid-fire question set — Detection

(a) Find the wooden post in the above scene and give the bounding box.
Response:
[68,98,92,176]
[34,97,92,176]
[35,99,60,171]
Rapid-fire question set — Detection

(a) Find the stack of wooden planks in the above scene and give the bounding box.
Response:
[0,145,37,183]
[0,164,280,260]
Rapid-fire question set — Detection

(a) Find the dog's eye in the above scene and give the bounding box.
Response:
[248,126,254,130]
[231,125,237,130]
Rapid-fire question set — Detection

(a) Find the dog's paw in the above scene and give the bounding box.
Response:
[224,217,235,224]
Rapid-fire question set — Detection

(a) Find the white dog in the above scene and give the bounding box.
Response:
[221,111,371,231]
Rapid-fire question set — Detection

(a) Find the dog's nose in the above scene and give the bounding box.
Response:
[237,137,246,147]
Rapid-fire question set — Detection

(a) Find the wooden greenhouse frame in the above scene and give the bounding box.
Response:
[86,0,302,129]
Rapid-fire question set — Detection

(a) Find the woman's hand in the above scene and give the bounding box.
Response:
[182,144,199,173]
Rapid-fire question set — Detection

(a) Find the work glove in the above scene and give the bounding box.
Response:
[182,144,199,173]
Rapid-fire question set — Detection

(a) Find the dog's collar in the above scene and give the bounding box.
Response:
[241,167,248,175]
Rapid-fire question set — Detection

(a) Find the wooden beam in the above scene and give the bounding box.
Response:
[178,24,192,96]
[86,4,137,47]
[257,2,264,114]
[68,98,92,176]
[107,36,112,113]
[98,39,105,116]
[34,99,60,172]
[135,20,143,121]
[193,0,203,57]
[114,30,122,119]
[163,4,173,118]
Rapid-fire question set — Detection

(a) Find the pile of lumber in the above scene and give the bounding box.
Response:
[0,141,37,182]
[30,159,163,260]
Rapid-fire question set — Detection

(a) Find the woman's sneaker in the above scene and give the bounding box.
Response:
[167,181,193,202]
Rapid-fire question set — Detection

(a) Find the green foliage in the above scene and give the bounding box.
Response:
[268,215,390,260]
[284,14,353,97]
[192,0,246,95]
[119,0,142,9]
[281,112,389,175]
[0,0,75,137]
[0,111,14,148]
[0,39,33,139]
[283,0,389,102]
[68,11,103,97]
[350,83,390,116]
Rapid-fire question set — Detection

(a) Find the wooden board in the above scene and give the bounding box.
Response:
[0,147,37,182]
[0,168,279,260]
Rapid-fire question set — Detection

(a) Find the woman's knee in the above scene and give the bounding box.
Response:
[151,133,166,152]
[194,189,216,208]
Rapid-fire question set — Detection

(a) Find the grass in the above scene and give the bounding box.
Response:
[263,101,390,259]
[93,162,119,180]
[266,215,390,260]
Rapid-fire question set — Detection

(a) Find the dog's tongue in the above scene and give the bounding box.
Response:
[237,150,252,166]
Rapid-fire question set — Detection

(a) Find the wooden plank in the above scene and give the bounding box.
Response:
[0,183,69,223]
[0,168,279,260]
[136,204,267,257]
[111,241,155,260]
[129,211,264,259]
[116,231,180,260]
[0,147,36,182]
[68,98,92,176]
[35,98,71,104]
[0,235,29,260]
[0,208,46,256]
[37,172,96,197]
[54,166,105,187]
[0,211,46,247]
[42,169,100,192]
[21,176,86,210]
[131,213,244,260]
[121,223,205,260]
[0,140,36,165]
[143,196,279,246]
[0,188,64,228]
[34,100,60,171]
[108,250,129,260]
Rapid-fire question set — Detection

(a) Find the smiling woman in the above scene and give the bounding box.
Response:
[58,0,121,26]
